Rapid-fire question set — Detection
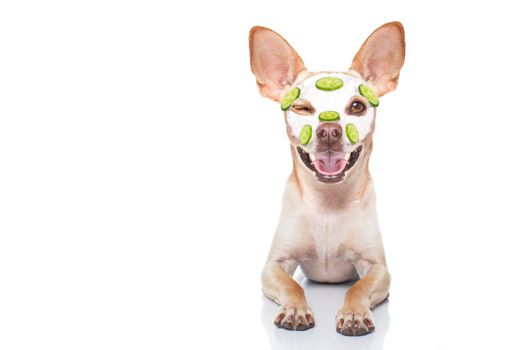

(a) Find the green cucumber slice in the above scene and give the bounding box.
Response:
[315,77,344,91]
[299,124,313,145]
[345,123,359,144]
[358,84,379,107]
[280,87,301,111]
[319,111,340,121]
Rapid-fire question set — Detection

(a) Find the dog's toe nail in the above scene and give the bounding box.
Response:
[306,314,314,324]
[364,318,374,329]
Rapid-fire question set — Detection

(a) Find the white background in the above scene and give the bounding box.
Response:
[1,1,525,349]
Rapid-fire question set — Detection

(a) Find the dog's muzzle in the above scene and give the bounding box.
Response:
[297,145,362,184]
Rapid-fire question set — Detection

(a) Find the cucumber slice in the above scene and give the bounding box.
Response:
[281,87,301,111]
[315,77,344,91]
[358,84,379,107]
[345,123,359,144]
[299,124,313,145]
[319,111,340,121]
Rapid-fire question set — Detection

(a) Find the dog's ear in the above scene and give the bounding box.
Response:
[249,26,306,102]
[351,22,405,96]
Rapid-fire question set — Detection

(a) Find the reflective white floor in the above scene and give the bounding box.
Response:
[260,272,389,350]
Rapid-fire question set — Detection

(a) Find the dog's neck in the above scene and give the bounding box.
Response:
[290,142,373,211]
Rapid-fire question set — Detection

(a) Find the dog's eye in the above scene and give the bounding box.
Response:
[291,100,315,115]
[346,100,367,116]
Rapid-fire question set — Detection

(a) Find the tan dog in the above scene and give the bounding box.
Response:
[249,22,405,336]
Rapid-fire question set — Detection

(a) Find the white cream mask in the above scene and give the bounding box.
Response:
[282,72,379,154]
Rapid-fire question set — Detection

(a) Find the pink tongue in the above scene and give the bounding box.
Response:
[312,152,347,176]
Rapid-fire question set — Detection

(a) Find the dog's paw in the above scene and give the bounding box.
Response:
[336,305,375,336]
[274,305,315,330]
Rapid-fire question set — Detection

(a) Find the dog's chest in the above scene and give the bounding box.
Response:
[298,212,360,283]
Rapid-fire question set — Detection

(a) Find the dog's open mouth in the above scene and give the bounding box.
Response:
[297,146,363,183]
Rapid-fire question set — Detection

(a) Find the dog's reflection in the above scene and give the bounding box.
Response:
[261,272,390,350]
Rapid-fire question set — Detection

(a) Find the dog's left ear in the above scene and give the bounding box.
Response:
[351,22,406,96]
[249,26,306,102]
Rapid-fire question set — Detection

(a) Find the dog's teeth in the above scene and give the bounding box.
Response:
[344,153,351,161]
[310,154,316,161]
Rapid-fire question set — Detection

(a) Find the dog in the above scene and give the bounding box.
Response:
[249,22,405,336]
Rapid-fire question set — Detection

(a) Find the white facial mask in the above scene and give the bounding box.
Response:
[283,72,378,153]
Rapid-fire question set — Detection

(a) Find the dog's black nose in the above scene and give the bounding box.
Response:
[316,123,342,146]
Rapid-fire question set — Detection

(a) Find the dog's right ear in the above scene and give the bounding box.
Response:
[249,26,306,102]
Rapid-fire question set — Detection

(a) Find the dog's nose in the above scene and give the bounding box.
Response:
[316,123,342,146]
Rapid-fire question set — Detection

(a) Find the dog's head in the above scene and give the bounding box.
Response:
[249,22,405,184]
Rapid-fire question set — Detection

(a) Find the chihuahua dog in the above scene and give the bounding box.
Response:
[249,22,405,336]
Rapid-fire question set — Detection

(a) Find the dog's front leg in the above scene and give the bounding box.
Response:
[336,262,390,336]
[261,260,315,330]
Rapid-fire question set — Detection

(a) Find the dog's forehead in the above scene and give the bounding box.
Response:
[295,72,363,105]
